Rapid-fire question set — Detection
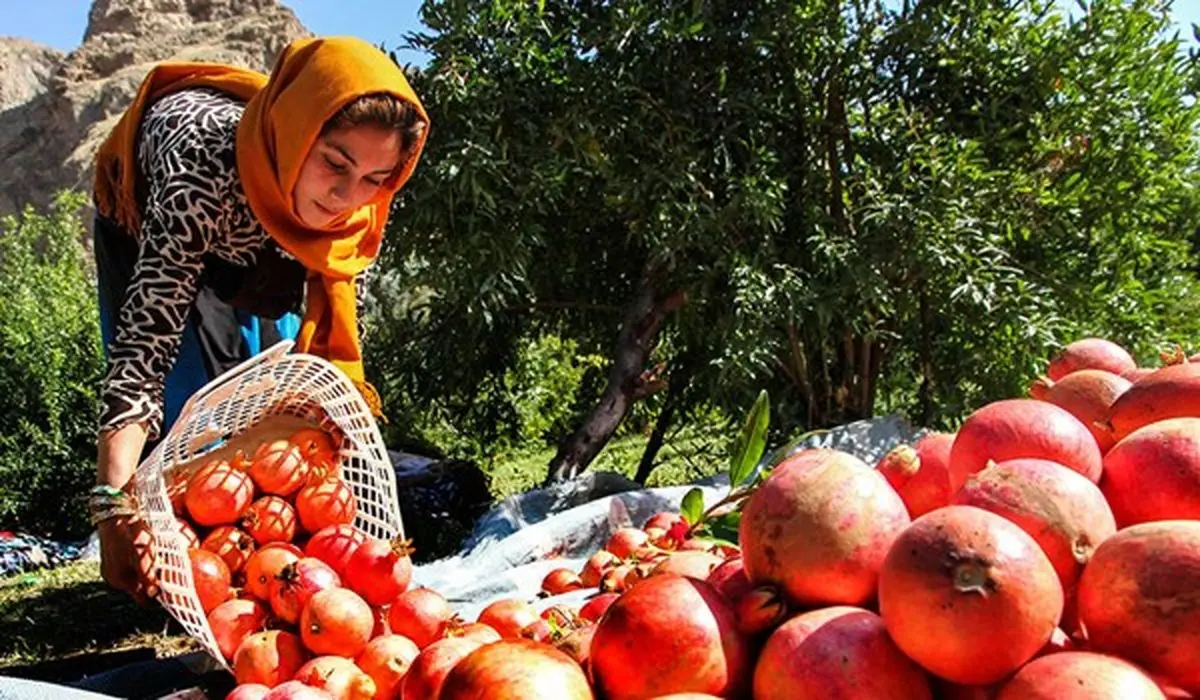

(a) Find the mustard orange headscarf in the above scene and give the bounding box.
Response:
[94,37,430,416]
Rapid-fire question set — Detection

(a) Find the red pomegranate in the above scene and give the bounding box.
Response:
[878,506,1064,685]
[343,537,413,606]
[225,684,270,700]
[605,528,650,559]
[303,524,367,579]
[1076,520,1200,693]
[706,557,753,606]
[954,458,1117,591]
[387,587,453,648]
[186,455,256,527]
[439,639,594,699]
[644,512,685,532]
[754,606,932,699]
[1103,363,1200,442]
[293,656,375,700]
[190,548,232,614]
[590,574,751,699]
[268,557,341,624]
[649,551,723,581]
[948,399,1102,491]
[1029,369,1131,453]
[248,439,311,497]
[242,543,301,601]
[542,568,585,595]
[477,599,540,639]
[739,448,910,607]
[241,496,297,545]
[208,599,268,661]
[875,432,956,518]
[300,588,374,658]
[996,651,1166,699]
[578,593,620,623]
[735,586,788,636]
[1123,366,1156,382]
[400,637,485,700]
[232,630,308,687]
[356,634,420,699]
[580,550,620,587]
[447,621,502,645]
[290,427,339,473]
[295,478,357,534]
[262,682,335,700]
[202,526,257,575]
[554,624,595,670]
[1101,417,1200,527]
[1046,338,1136,380]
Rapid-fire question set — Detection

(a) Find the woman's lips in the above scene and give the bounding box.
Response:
[315,200,337,216]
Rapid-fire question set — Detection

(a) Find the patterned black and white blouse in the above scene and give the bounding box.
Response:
[99,88,371,439]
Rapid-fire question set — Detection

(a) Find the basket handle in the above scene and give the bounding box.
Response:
[177,340,294,420]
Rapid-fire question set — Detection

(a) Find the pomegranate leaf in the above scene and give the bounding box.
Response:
[696,511,741,545]
[680,487,705,525]
[730,390,770,487]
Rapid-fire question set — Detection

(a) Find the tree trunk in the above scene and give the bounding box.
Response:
[634,393,677,485]
[543,271,685,485]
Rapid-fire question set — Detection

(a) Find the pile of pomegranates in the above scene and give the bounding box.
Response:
[197,335,1198,699]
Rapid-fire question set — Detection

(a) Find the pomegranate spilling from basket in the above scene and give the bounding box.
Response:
[181,337,1199,700]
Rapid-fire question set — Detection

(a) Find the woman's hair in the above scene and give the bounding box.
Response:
[322,92,426,153]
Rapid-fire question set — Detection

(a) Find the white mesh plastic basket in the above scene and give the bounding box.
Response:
[131,340,404,670]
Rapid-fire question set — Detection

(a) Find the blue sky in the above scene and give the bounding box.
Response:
[2,0,1198,65]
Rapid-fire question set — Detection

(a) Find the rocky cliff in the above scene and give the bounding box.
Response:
[0,0,311,217]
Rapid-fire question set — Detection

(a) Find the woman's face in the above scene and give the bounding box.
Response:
[292,125,403,228]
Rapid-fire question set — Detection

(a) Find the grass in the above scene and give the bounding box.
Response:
[0,561,199,675]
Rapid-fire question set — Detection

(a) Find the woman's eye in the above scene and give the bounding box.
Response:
[365,177,384,187]
[324,156,347,173]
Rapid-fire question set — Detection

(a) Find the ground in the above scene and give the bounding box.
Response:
[0,427,725,691]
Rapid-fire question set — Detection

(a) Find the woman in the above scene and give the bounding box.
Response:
[88,36,429,604]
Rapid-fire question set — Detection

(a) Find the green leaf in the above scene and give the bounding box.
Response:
[680,487,705,525]
[729,390,770,486]
[697,511,741,545]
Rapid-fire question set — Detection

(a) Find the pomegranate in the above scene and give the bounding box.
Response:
[591,574,750,699]
[186,455,256,527]
[580,550,620,587]
[578,593,620,623]
[650,551,723,580]
[290,427,339,472]
[268,557,341,624]
[243,543,301,601]
[295,478,356,534]
[542,568,585,595]
[1046,337,1136,380]
[1029,369,1131,453]
[225,685,270,700]
[644,511,685,532]
[755,606,932,699]
[735,585,787,636]
[202,526,257,575]
[520,618,553,643]
[356,634,420,699]
[477,599,540,639]
[400,637,485,700]
[739,448,910,606]
[996,651,1166,699]
[954,458,1117,591]
[175,518,200,549]
[241,496,297,545]
[541,604,582,630]
[706,557,753,606]
[448,621,502,645]
[1103,363,1200,441]
[1101,417,1200,526]
[875,432,956,518]
[879,506,1064,685]
[948,399,1102,490]
[439,639,594,699]
[262,682,335,700]
[1076,520,1200,692]
[293,657,375,700]
[300,588,374,657]
[600,564,635,593]
[387,587,453,648]
[208,599,268,660]
[232,630,308,687]
[1123,366,1156,382]
[343,537,413,606]
[303,524,367,579]
[554,624,595,671]
[190,548,232,614]
[606,528,650,559]
[248,439,311,497]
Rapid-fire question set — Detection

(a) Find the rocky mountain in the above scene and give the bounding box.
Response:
[0,0,311,218]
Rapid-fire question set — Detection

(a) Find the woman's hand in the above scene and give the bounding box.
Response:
[98,513,159,606]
